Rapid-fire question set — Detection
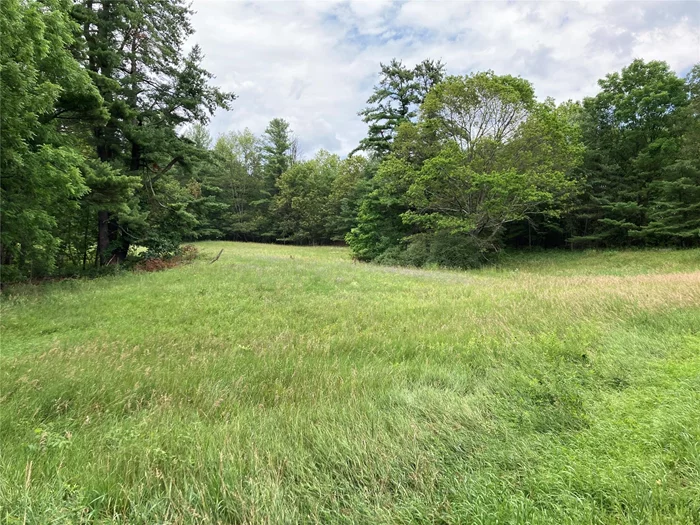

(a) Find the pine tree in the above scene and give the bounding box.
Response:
[72,0,234,263]
[262,118,293,189]
[572,60,688,247]
[643,64,700,245]
[353,59,445,157]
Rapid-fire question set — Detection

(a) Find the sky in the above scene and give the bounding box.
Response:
[189,0,700,157]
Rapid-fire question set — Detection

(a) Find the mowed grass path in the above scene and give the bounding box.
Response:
[1,243,699,523]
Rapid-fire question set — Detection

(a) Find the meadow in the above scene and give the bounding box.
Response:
[1,242,699,524]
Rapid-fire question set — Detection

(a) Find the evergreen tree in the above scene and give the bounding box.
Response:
[262,118,294,189]
[353,59,445,157]
[642,64,700,245]
[72,0,234,263]
[571,60,688,247]
[168,124,225,241]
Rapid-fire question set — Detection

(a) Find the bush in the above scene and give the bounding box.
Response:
[141,235,183,260]
[134,244,198,273]
[372,231,494,269]
[427,231,491,269]
[180,244,199,262]
[403,235,431,267]
[374,245,406,266]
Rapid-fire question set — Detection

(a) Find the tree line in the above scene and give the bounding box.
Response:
[2,0,699,281]
[347,58,700,267]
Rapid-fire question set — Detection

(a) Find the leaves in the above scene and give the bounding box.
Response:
[0,0,99,277]
[350,71,582,267]
[572,59,693,247]
[354,59,445,157]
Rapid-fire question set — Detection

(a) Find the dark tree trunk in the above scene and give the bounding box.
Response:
[130,141,141,172]
[109,216,129,263]
[97,210,111,265]
[91,1,121,267]
[82,209,90,270]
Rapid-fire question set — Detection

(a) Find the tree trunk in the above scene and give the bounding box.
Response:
[109,215,129,263]
[91,1,119,267]
[97,210,111,265]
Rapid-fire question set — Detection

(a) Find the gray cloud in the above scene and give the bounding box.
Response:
[587,27,636,57]
[511,47,559,79]
[190,0,700,157]
[605,1,700,30]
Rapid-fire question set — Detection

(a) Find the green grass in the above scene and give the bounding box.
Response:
[1,242,699,524]
[490,248,700,276]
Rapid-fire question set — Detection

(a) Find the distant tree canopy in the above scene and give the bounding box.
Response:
[0,3,698,284]
[571,60,697,247]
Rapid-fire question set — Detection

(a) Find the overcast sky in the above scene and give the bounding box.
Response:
[189,0,700,157]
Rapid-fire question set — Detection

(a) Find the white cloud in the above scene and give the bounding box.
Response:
[189,0,700,157]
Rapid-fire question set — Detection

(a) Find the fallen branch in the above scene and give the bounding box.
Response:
[209,249,223,264]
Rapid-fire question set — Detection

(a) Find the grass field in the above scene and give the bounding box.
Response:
[1,242,700,524]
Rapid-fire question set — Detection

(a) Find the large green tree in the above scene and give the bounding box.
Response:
[262,118,294,188]
[326,156,371,242]
[641,64,700,245]
[0,0,103,279]
[72,0,234,264]
[353,59,445,157]
[211,129,268,240]
[271,151,371,244]
[571,59,688,247]
[273,151,339,243]
[349,72,583,267]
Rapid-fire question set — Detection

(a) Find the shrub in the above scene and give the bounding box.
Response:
[427,231,490,269]
[374,245,406,266]
[180,244,199,262]
[141,235,183,260]
[134,245,198,272]
[373,232,492,269]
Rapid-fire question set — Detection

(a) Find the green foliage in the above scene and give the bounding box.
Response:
[326,156,372,241]
[4,31,699,283]
[262,118,294,186]
[351,72,583,267]
[354,59,444,157]
[0,0,100,280]
[141,235,185,260]
[146,119,371,249]
[346,157,414,261]
[642,65,700,244]
[1,0,234,280]
[571,59,692,247]
[274,152,371,244]
[200,129,265,240]
[274,151,339,243]
[174,124,370,247]
[422,71,536,159]
[72,0,234,264]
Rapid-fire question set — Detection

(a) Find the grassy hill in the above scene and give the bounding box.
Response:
[1,243,699,523]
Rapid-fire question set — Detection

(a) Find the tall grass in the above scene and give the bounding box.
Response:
[1,242,699,523]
